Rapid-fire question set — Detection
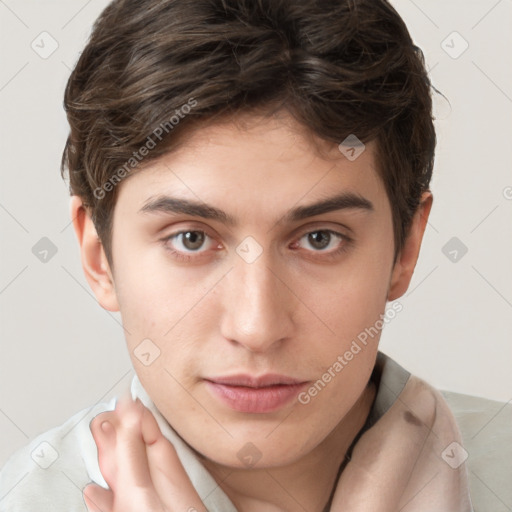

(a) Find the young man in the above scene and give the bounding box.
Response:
[0,0,473,510]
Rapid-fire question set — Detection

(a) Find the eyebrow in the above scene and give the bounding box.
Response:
[139,191,374,226]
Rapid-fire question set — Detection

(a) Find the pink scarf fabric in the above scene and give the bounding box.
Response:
[325,374,473,511]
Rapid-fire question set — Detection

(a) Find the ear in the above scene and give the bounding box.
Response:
[387,191,433,301]
[69,195,119,312]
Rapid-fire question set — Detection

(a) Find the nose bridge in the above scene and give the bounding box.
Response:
[221,246,293,352]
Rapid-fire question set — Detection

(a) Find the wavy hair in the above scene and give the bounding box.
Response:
[62,0,436,265]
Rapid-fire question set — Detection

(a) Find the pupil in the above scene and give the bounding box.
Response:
[184,231,204,250]
[309,231,329,249]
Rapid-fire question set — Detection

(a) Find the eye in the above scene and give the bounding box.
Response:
[172,231,208,251]
[294,229,351,256]
[161,227,352,263]
[162,230,218,261]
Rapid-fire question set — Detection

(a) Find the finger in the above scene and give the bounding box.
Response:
[83,483,114,512]
[90,413,118,488]
[106,394,167,510]
[140,404,208,512]
[109,392,155,489]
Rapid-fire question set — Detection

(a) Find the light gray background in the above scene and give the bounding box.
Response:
[1,0,511,472]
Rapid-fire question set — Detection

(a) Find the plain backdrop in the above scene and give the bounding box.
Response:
[0,0,511,469]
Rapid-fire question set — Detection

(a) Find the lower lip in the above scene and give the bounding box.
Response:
[205,381,307,413]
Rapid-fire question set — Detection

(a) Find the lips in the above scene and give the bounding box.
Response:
[206,373,305,388]
[204,373,308,413]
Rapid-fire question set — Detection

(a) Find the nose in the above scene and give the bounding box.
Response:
[219,248,296,353]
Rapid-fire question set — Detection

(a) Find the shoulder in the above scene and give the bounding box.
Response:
[392,374,474,511]
[368,353,474,511]
[372,352,460,435]
[0,397,116,512]
[330,365,473,511]
[399,374,447,430]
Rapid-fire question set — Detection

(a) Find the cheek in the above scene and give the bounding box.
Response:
[113,257,189,336]
[305,249,393,346]
[113,264,210,382]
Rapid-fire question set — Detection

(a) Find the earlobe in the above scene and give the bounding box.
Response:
[387,191,433,301]
[69,196,120,312]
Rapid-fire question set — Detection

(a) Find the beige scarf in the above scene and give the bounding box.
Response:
[326,375,473,511]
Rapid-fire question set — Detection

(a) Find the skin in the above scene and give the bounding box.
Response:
[72,109,432,511]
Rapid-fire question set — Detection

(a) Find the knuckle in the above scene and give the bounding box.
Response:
[117,403,144,431]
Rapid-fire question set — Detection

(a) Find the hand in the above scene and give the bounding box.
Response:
[83,390,208,512]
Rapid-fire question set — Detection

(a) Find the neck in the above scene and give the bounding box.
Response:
[200,380,376,512]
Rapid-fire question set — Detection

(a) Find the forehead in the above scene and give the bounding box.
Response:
[113,111,388,224]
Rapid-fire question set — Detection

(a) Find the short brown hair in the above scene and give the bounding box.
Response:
[61,0,436,266]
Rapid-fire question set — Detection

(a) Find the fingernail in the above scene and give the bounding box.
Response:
[100,420,113,434]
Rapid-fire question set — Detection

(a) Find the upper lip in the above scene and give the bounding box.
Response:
[204,374,307,388]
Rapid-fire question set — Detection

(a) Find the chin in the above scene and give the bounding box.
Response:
[191,435,312,470]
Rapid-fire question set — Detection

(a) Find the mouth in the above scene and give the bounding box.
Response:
[203,373,309,413]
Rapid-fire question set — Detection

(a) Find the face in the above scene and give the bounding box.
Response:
[106,111,398,468]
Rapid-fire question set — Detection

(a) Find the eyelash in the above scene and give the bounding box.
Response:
[161,228,353,263]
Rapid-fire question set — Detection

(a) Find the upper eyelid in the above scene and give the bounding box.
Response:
[162,218,352,237]
[164,225,349,239]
